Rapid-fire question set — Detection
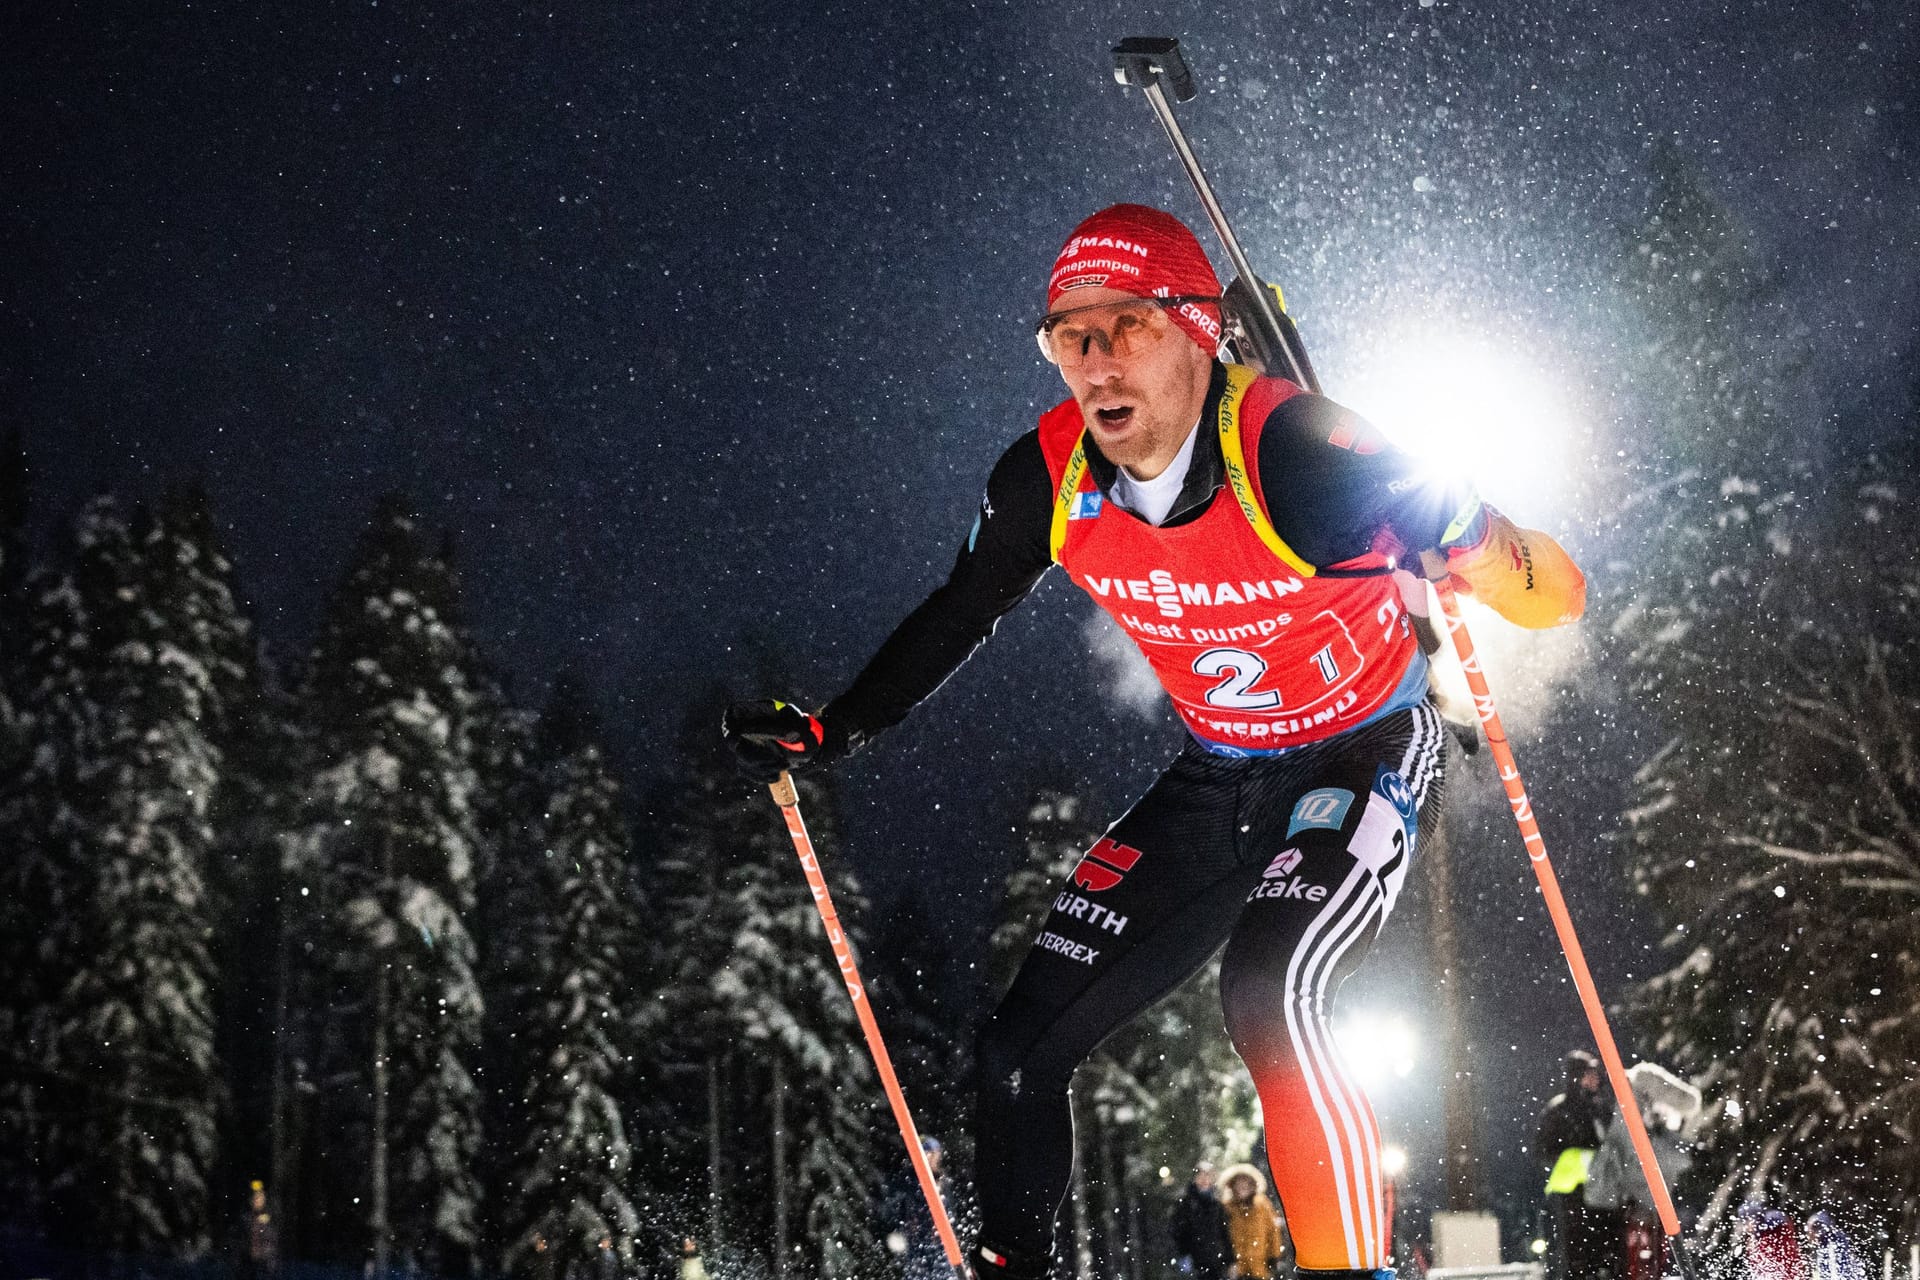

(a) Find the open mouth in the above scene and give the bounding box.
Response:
[1092,405,1136,430]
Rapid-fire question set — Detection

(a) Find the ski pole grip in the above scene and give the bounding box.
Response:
[769,771,799,808]
[1112,37,1196,102]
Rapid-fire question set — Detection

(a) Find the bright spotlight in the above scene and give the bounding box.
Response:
[1332,1011,1419,1090]
[1332,329,1577,506]
[1382,1144,1409,1178]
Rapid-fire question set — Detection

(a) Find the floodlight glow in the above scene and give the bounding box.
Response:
[1333,329,1576,505]
[1382,1144,1409,1178]
[1332,1011,1419,1090]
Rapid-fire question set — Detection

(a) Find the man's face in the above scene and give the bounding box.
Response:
[1194,1168,1216,1192]
[1580,1067,1601,1094]
[1049,286,1213,480]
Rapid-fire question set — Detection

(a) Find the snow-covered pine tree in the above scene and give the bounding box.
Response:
[3,494,252,1256]
[0,539,82,1242]
[1613,148,1920,1236]
[204,662,299,1248]
[286,499,485,1273]
[498,682,645,1280]
[716,755,883,1280]
[1624,438,1920,1236]
[643,700,755,1255]
[144,487,288,1251]
[468,667,541,1264]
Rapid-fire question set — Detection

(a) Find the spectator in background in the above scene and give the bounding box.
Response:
[241,1179,278,1280]
[1170,1161,1236,1280]
[884,1137,956,1279]
[679,1237,710,1280]
[1537,1050,1613,1280]
[1586,1063,1700,1280]
[1220,1163,1287,1280]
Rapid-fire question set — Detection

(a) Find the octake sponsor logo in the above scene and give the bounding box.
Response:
[1248,849,1329,903]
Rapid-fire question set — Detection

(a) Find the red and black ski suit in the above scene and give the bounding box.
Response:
[824,361,1494,1279]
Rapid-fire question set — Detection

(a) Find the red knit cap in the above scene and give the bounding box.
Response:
[1046,203,1224,353]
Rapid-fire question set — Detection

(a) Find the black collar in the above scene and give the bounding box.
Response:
[1080,361,1228,529]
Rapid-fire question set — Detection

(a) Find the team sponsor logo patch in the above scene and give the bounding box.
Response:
[1373,766,1417,842]
[1071,836,1142,893]
[1287,787,1354,838]
[1250,847,1329,902]
[1070,491,1104,520]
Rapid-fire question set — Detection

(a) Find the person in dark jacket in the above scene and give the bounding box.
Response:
[1536,1050,1615,1280]
[884,1137,956,1280]
[1171,1162,1237,1280]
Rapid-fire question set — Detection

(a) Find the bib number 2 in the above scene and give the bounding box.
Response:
[1194,644,1349,710]
[1194,648,1280,710]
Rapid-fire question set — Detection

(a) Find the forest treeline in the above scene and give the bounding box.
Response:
[0,469,1255,1280]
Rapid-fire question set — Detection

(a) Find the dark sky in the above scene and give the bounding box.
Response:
[5,0,1915,1238]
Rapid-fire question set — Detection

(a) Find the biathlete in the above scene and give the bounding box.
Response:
[724,203,1585,1280]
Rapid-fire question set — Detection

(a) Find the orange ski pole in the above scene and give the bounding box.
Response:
[765,771,967,1276]
[1431,581,1699,1280]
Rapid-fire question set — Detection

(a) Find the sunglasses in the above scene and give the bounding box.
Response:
[1034,295,1219,368]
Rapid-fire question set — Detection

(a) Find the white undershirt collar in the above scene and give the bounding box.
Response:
[1108,420,1201,527]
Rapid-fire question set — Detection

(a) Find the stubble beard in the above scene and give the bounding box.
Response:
[1084,357,1206,478]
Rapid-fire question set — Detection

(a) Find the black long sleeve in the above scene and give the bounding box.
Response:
[1253,392,1484,565]
[822,430,1055,752]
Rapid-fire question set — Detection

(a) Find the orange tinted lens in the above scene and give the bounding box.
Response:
[1104,306,1163,360]
[1043,302,1167,367]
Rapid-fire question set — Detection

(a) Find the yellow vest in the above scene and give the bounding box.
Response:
[1545,1147,1595,1195]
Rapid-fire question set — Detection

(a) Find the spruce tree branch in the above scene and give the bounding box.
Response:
[1724,836,1920,879]
[1833,877,1920,896]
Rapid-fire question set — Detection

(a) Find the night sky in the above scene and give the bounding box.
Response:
[6,0,1915,1237]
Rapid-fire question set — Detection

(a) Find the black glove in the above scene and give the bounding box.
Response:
[722,699,838,783]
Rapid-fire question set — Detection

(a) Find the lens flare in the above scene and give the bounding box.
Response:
[1332,329,1577,507]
